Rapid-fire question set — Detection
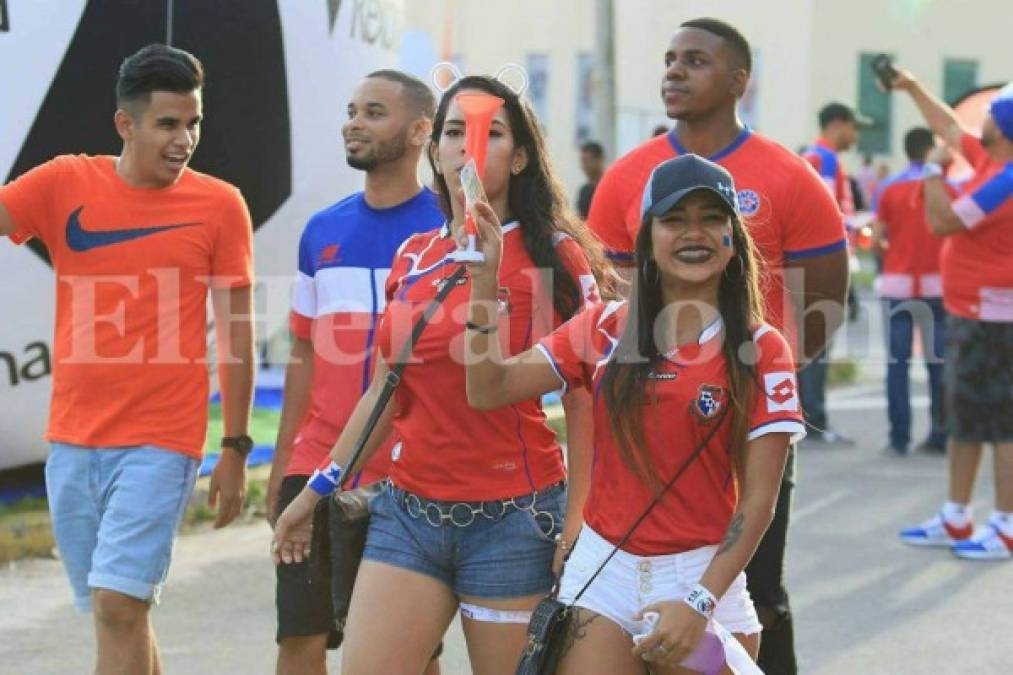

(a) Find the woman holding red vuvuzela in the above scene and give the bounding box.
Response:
[465,154,804,674]
[272,72,615,675]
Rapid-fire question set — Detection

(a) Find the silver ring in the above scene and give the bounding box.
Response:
[405,493,423,519]
[449,502,477,527]
[425,503,444,528]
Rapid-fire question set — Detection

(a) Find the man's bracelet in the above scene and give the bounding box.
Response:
[683,583,718,620]
[466,321,499,334]
[307,461,344,497]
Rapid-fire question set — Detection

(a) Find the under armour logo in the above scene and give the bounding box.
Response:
[717,182,735,199]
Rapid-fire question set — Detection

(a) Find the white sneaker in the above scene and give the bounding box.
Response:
[899,513,973,547]
[952,522,1013,560]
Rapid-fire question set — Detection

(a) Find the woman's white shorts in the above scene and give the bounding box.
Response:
[557,524,762,637]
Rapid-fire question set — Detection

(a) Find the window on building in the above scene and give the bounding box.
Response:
[857,52,892,155]
[943,58,978,104]
[526,53,550,133]
[0,1,9,32]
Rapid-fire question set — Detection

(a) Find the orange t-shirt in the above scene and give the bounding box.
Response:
[1,155,254,457]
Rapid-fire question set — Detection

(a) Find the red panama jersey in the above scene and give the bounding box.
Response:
[375,222,599,501]
[941,134,1013,321]
[874,164,951,299]
[587,129,845,354]
[536,301,804,555]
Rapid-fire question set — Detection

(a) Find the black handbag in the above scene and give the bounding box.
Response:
[308,265,468,634]
[516,406,730,675]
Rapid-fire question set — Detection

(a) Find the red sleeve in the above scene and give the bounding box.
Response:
[535,302,609,394]
[959,132,988,169]
[556,235,600,306]
[587,165,636,266]
[748,326,805,442]
[0,157,69,245]
[782,159,848,260]
[210,186,254,288]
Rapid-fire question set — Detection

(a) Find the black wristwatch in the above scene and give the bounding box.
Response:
[221,435,254,458]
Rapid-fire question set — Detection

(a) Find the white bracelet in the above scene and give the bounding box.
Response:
[307,461,344,497]
[683,583,718,619]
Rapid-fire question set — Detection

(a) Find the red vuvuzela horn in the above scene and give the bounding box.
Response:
[448,91,505,263]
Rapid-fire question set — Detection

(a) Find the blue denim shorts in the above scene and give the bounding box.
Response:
[362,482,566,599]
[45,443,199,612]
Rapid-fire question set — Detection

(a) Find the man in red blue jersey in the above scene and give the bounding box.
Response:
[587,17,848,674]
[889,71,1013,561]
[266,71,446,674]
[870,127,951,455]
[798,102,869,447]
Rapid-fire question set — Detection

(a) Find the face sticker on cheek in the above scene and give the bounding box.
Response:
[721,227,733,248]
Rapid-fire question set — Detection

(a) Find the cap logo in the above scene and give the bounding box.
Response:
[717,182,735,200]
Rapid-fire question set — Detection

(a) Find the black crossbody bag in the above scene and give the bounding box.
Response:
[516,405,729,675]
[310,265,468,632]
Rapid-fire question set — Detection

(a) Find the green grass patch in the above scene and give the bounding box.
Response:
[204,403,282,455]
[829,359,859,387]
[0,496,48,517]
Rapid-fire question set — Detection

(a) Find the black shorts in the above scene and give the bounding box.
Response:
[944,316,1013,443]
[275,475,342,648]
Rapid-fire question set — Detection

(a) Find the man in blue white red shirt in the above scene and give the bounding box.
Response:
[799,102,870,447]
[870,127,952,455]
[889,71,1013,561]
[266,71,446,672]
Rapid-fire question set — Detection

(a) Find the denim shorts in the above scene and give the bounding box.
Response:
[362,482,566,599]
[45,443,199,612]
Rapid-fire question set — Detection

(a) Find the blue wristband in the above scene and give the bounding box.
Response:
[307,462,344,497]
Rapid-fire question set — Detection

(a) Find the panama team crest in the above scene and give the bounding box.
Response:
[737,189,761,216]
[692,384,727,422]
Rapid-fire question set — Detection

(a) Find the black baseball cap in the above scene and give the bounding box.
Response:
[819,102,874,128]
[640,154,740,220]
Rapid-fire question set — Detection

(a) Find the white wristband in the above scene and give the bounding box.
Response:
[683,584,718,619]
[307,461,344,497]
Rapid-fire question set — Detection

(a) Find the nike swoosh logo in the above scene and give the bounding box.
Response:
[65,207,199,252]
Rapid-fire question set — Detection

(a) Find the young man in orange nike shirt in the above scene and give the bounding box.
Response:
[0,44,255,674]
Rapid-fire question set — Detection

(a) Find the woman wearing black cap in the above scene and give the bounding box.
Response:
[463,154,804,673]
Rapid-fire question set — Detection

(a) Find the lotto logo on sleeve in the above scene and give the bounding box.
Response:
[764,372,799,412]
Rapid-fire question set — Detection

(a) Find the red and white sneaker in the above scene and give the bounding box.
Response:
[899,513,973,547]
[952,522,1013,561]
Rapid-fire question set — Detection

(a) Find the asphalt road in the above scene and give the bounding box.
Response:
[4,306,1012,673]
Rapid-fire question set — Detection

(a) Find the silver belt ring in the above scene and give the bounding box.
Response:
[449,502,478,527]
[405,492,424,519]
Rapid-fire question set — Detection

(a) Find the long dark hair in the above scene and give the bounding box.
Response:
[600,202,765,489]
[429,75,617,319]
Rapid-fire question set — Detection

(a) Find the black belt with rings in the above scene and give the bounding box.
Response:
[387,481,563,531]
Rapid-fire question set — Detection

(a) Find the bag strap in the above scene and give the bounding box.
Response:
[338,265,468,490]
[567,404,729,605]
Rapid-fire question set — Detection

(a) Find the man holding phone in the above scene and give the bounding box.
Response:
[886,68,1013,561]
